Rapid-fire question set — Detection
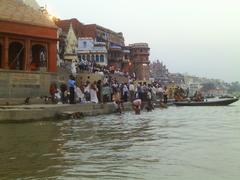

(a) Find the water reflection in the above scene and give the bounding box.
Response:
[0,122,66,179]
[59,113,156,179]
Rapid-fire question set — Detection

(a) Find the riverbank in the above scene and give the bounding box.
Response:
[0,100,173,123]
[0,102,133,122]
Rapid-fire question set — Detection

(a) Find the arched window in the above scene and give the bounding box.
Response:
[8,42,24,70]
[82,55,86,60]
[96,55,99,62]
[31,44,47,71]
[0,43,2,68]
[100,55,104,62]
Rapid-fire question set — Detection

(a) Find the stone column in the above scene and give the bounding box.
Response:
[104,54,107,65]
[24,39,31,71]
[2,36,9,69]
[48,41,57,72]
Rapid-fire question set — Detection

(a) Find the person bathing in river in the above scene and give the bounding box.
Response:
[145,88,154,112]
[112,87,123,113]
[132,98,142,115]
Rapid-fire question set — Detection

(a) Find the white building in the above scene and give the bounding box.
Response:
[77,37,108,66]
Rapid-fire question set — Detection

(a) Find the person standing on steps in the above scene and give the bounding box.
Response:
[68,75,76,104]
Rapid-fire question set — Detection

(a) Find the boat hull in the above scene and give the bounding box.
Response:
[174,98,239,106]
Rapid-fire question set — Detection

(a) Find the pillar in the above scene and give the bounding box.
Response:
[48,41,57,72]
[2,36,9,69]
[105,54,107,65]
[0,39,2,68]
[24,39,30,70]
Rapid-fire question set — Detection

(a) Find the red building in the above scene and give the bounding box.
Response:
[0,0,57,72]
[0,0,58,100]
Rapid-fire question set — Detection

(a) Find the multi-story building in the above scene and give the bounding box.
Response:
[55,18,151,79]
[128,43,150,80]
[80,24,126,69]
[77,37,108,66]
[55,19,126,67]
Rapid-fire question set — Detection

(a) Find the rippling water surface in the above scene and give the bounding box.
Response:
[0,101,240,179]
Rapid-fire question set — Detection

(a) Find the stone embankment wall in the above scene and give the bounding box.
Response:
[0,103,132,122]
[0,70,57,99]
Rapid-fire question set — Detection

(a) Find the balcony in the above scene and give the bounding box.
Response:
[108,57,123,62]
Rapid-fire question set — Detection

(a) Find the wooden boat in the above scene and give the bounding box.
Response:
[174,98,239,106]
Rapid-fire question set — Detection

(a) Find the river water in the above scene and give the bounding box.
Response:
[0,101,240,180]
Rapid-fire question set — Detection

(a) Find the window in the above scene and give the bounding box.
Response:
[100,55,104,62]
[31,44,47,71]
[83,41,87,48]
[8,42,24,70]
[96,55,99,62]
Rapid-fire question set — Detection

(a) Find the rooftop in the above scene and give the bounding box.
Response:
[129,43,149,48]
[55,18,83,37]
[0,0,56,28]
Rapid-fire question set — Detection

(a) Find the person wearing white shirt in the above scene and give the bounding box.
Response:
[90,83,98,103]
[129,82,135,101]
[75,86,84,103]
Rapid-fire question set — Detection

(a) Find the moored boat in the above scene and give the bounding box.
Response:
[174,97,239,106]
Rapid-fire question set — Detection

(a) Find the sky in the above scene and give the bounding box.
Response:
[37,0,240,82]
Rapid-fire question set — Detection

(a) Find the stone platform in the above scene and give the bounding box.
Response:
[0,103,132,122]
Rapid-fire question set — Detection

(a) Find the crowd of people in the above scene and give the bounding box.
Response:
[70,58,130,78]
[52,59,204,114]
[49,71,170,114]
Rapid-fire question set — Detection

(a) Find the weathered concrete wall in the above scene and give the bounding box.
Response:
[0,70,57,99]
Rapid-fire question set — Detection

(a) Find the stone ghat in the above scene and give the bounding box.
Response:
[0,103,132,122]
[0,101,172,123]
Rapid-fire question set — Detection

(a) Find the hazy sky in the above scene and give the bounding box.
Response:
[37,0,240,82]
